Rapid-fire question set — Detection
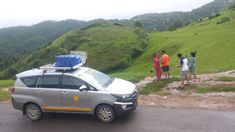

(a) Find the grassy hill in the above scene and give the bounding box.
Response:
[132,0,232,31]
[0,23,148,79]
[0,20,88,71]
[0,20,88,57]
[113,9,235,82]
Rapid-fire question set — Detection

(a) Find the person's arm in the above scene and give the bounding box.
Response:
[161,56,165,65]
[177,59,183,68]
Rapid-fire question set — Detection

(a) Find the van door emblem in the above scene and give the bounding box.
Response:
[73,96,79,102]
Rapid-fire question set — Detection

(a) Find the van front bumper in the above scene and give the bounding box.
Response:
[113,101,137,116]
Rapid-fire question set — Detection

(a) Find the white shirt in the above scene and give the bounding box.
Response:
[181,58,189,71]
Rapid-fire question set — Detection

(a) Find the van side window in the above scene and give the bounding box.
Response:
[20,76,38,87]
[37,76,60,88]
[62,76,84,89]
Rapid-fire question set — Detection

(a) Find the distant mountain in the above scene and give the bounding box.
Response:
[0,19,87,58]
[0,19,89,70]
[131,0,233,31]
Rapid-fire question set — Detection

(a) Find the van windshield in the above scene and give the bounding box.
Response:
[79,69,113,88]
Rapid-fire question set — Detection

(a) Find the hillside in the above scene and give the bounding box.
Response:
[0,20,88,57]
[132,0,232,31]
[113,9,235,81]
[0,23,148,79]
[0,20,88,70]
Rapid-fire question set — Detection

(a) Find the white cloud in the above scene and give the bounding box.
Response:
[0,0,213,28]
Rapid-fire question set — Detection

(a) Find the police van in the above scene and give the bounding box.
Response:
[11,53,138,123]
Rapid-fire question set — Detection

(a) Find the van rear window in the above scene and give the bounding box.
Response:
[20,76,38,87]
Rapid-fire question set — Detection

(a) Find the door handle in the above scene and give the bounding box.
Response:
[61,91,69,95]
[35,90,41,93]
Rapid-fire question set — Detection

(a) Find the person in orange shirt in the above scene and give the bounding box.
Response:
[161,51,171,79]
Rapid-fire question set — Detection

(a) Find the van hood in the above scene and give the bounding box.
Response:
[106,78,136,94]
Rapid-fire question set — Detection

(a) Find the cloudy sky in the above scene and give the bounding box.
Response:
[0,0,213,28]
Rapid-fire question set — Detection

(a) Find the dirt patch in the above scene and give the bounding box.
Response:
[2,88,10,92]
[138,93,235,110]
[135,76,156,89]
[136,70,235,110]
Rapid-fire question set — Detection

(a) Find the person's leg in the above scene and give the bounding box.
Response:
[181,71,184,86]
[155,69,159,81]
[162,66,167,79]
[193,73,197,79]
[188,72,192,80]
[157,71,161,81]
[192,66,196,79]
[185,71,190,83]
[167,66,170,79]
[181,78,186,86]
[167,71,171,79]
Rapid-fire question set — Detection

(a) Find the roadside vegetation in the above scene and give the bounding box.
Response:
[190,85,235,94]
[139,78,178,95]
[216,76,235,82]
[0,80,14,101]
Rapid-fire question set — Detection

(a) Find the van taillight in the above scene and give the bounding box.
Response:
[11,87,15,93]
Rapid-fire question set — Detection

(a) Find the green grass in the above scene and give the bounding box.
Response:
[190,85,235,93]
[0,80,14,88]
[0,80,14,101]
[139,78,178,95]
[0,89,10,101]
[216,76,235,82]
[1,23,148,79]
[114,10,235,81]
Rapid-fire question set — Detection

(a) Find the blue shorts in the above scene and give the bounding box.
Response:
[162,66,169,72]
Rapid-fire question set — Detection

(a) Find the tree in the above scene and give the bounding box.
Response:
[134,21,144,29]
[168,20,184,31]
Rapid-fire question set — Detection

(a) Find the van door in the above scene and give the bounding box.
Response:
[36,75,62,111]
[61,75,92,113]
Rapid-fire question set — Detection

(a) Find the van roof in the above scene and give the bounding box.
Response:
[16,67,90,78]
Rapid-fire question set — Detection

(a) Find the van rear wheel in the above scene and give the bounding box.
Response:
[96,105,115,123]
[25,104,42,121]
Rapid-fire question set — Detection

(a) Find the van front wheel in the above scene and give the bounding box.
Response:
[25,104,42,121]
[96,105,115,123]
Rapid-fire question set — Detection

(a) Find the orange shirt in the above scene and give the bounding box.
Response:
[161,54,170,66]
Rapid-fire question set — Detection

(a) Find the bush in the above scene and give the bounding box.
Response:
[208,13,221,20]
[216,17,231,25]
[131,47,143,58]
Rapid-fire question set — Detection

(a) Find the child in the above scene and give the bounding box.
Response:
[153,53,162,81]
[177,53,189,86]
[188,51,197,80]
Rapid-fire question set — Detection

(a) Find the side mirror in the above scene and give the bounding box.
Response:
[79,85,89,91]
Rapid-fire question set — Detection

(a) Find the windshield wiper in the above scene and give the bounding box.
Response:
[104,77,114,87]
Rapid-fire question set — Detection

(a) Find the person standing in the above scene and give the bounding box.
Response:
[188,51,197,80]
[161,51,170,79]
[177,53,189,86]
[153,53,162,81]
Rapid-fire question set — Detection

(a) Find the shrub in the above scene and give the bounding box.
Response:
[216,17,231,25]
[131,47,143,58]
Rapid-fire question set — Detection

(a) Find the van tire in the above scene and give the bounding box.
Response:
[96,104,115,123]
[25,103,42,121]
